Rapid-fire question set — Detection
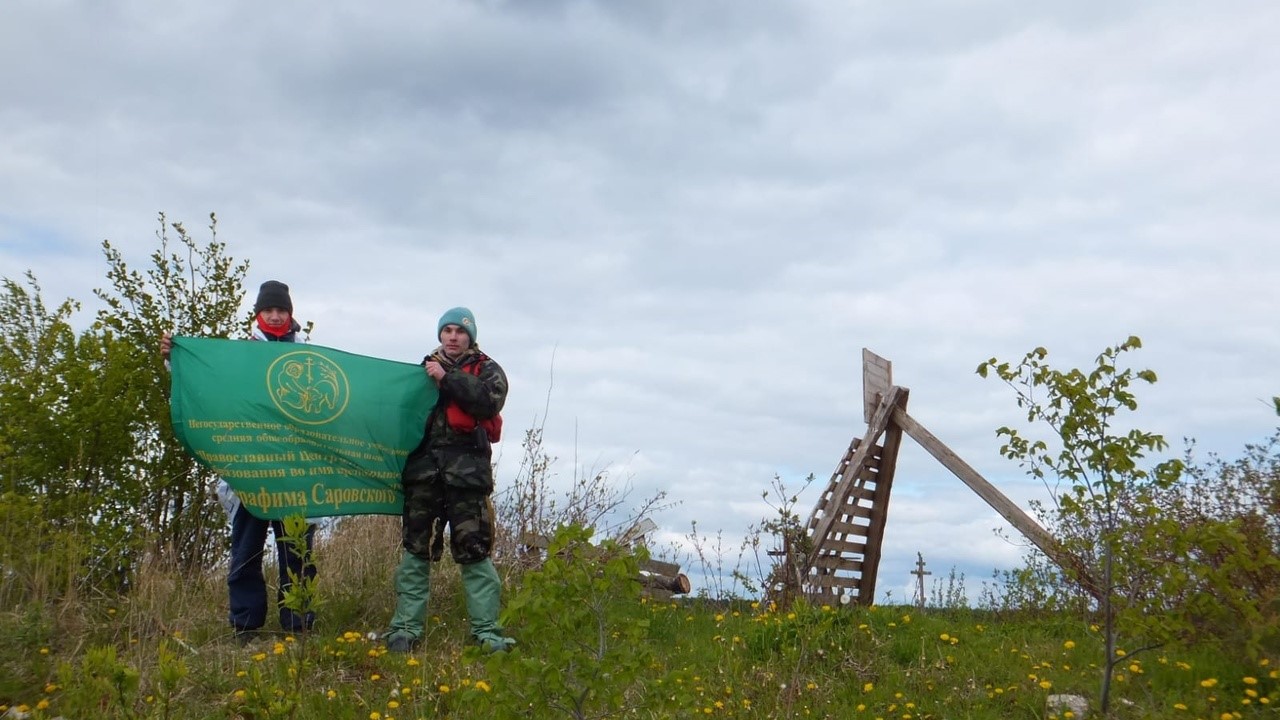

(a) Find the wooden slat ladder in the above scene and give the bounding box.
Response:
[793,348,1103,609]
[801,385,908,606]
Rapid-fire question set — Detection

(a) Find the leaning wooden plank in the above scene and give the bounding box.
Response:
[855,390,908,604]
[806,386,904,558]
[893,407,1104,601]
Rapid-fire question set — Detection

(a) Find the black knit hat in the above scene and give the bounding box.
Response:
[253,280,293,314]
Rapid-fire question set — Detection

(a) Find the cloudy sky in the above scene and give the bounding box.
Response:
[3,1,1278,603]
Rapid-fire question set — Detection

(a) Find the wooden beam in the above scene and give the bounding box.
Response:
[862,349,892,424]
[855,389,908,604]
[892,407,1104,601]
[805,386,904,565]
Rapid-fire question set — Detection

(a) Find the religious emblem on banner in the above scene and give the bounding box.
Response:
[268,350,350,424]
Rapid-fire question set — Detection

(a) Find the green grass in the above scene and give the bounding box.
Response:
[0,520,1274,719]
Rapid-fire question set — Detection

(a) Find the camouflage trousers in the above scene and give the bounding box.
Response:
[401,475,495,565]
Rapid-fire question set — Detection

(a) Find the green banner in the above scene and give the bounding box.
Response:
[169,337,434,519]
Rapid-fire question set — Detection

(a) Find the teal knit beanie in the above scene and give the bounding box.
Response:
[437,306,477,344]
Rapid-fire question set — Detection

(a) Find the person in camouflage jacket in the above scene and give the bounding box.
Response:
[385,306,515,653]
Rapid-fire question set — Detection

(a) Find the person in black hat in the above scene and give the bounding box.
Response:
[161,280,318,642]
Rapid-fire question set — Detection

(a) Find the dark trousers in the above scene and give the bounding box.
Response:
[227,504,317,632]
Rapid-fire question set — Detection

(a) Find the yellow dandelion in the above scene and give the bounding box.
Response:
[1173,703,1187,710]
[1244,677,1258,685]
[252,652,267,662]
[940,633,950,641]
[476,680,492,693]
[273,642,286,655]
[1063,640,1076,650]
[39,647,49,655]
[387,700,400,709]
[43,683,57,693]
[1200,678,1219,688]
[1129,663,1141,674]
[863,682,875,692]
[36,700,50,711]
[234,690,247,699]
[406,657,420,667]
[438,685,451,693]
[370,713,381,720]
[371,674,382,682]
[327,689,337,700]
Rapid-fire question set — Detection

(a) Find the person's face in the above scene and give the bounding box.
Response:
[260,307,290,328]
[439,324,471,356]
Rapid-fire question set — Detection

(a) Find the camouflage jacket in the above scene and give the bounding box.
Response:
[402,349,507,494]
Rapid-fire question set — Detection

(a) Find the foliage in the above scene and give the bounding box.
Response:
[468,524,663,719]
[978,336,1280,713]
[93,212,251,574]
[0,274,148,597]
[722,473,814,607]
[279,513,323,629]
[5,566,1274,717]
[3,509,1279,719]
[0,213,251,599]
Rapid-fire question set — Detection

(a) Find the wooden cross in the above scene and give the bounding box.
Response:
[911,552,931,609]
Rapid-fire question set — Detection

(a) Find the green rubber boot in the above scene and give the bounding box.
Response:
[460,559,515,652]
[385,551,432,652]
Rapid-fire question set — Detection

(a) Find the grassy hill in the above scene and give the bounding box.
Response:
[1,516,1273,719]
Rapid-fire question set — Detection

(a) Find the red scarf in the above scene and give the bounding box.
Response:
[256,313,294,339]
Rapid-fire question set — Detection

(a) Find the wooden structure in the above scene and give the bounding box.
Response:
[520,518,691,601]
[799,349,1101,607]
